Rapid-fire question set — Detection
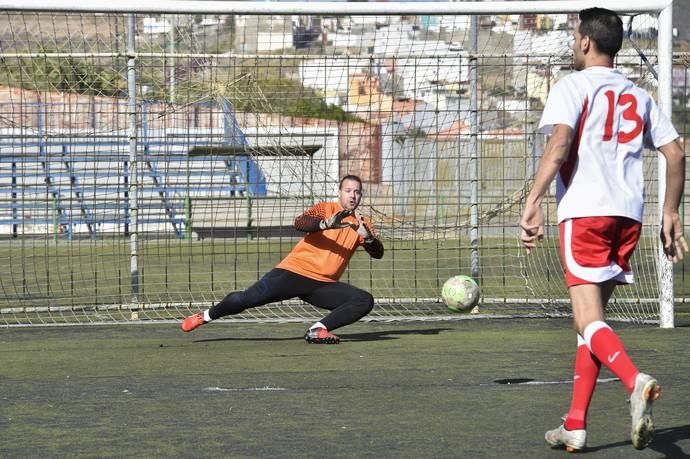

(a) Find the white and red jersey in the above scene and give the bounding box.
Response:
[539,66,678,223]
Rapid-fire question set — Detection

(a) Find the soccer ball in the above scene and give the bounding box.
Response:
[441,275,480,312]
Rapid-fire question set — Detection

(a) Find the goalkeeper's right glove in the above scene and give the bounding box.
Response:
[319,209,352,230]
[353,208,375,243]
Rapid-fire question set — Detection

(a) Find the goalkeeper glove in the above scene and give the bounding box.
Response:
[319,209,352,230]
[353,208,375,242]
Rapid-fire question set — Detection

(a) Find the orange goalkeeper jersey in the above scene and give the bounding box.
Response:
[277,201,376,282]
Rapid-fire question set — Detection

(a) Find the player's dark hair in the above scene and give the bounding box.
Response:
[578,7,623,59]
[339,174,363,190]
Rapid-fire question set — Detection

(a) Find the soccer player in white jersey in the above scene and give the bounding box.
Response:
[519,7,687,453]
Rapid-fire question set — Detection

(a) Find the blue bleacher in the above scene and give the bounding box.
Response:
[0,99,268,239]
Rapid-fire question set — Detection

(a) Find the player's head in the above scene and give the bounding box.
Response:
[574,7,623,70]
[338,174,363,211]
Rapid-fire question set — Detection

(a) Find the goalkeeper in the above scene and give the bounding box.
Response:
[181,174,384,344]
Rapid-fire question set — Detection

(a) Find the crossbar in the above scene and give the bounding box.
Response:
[0,0,672,15]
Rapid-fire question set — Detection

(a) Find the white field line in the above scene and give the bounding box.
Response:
[500,377,620,386]
[203,386,287,392]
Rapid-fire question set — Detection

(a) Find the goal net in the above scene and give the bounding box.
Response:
[0,1,681,326]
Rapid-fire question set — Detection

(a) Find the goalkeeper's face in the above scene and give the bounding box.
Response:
[338,178,363,211]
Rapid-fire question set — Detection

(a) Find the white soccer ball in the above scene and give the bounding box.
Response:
[441,275,480,312]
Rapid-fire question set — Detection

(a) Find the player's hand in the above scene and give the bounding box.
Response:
[352,208,375,242]
[519,203,544,255]
[319,209,352,230]
[660,212,689,263]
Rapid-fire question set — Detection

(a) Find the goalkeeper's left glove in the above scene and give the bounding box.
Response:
[353,208,375,243]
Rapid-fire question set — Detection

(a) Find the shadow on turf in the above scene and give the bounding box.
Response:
[649,425,690,458]
[586,424,690,456]
[192,327,451,343]
[338,327,452,342]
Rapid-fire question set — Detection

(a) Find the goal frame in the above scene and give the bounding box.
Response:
[0,0,677,327]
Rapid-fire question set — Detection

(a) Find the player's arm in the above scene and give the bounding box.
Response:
[519,124,573,253]
[657,139,688,262]
[294,204,351,233]
[363,237,384,259]
[353,208,384,259]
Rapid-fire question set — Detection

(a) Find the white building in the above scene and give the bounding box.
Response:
[142,17,171,35]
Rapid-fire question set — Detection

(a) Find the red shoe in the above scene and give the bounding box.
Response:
[181,312,206,332]
[304,327,340,344]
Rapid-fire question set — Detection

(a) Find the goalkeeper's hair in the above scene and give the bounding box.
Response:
[339,174,363,190]
[579,7,623,59]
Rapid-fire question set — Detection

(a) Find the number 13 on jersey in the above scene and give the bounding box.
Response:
[602,90,643,144]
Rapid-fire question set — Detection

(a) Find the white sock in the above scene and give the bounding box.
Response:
[203,310,212,323]
[309,321,326,331]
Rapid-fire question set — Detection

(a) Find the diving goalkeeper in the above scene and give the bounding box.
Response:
[181,174,384,344]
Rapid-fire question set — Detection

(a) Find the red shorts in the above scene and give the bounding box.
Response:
[559,216,642,288]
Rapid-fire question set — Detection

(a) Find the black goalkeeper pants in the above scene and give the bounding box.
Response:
[208,268,374,332]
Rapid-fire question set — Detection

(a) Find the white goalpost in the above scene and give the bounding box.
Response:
[0,0,680,327]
